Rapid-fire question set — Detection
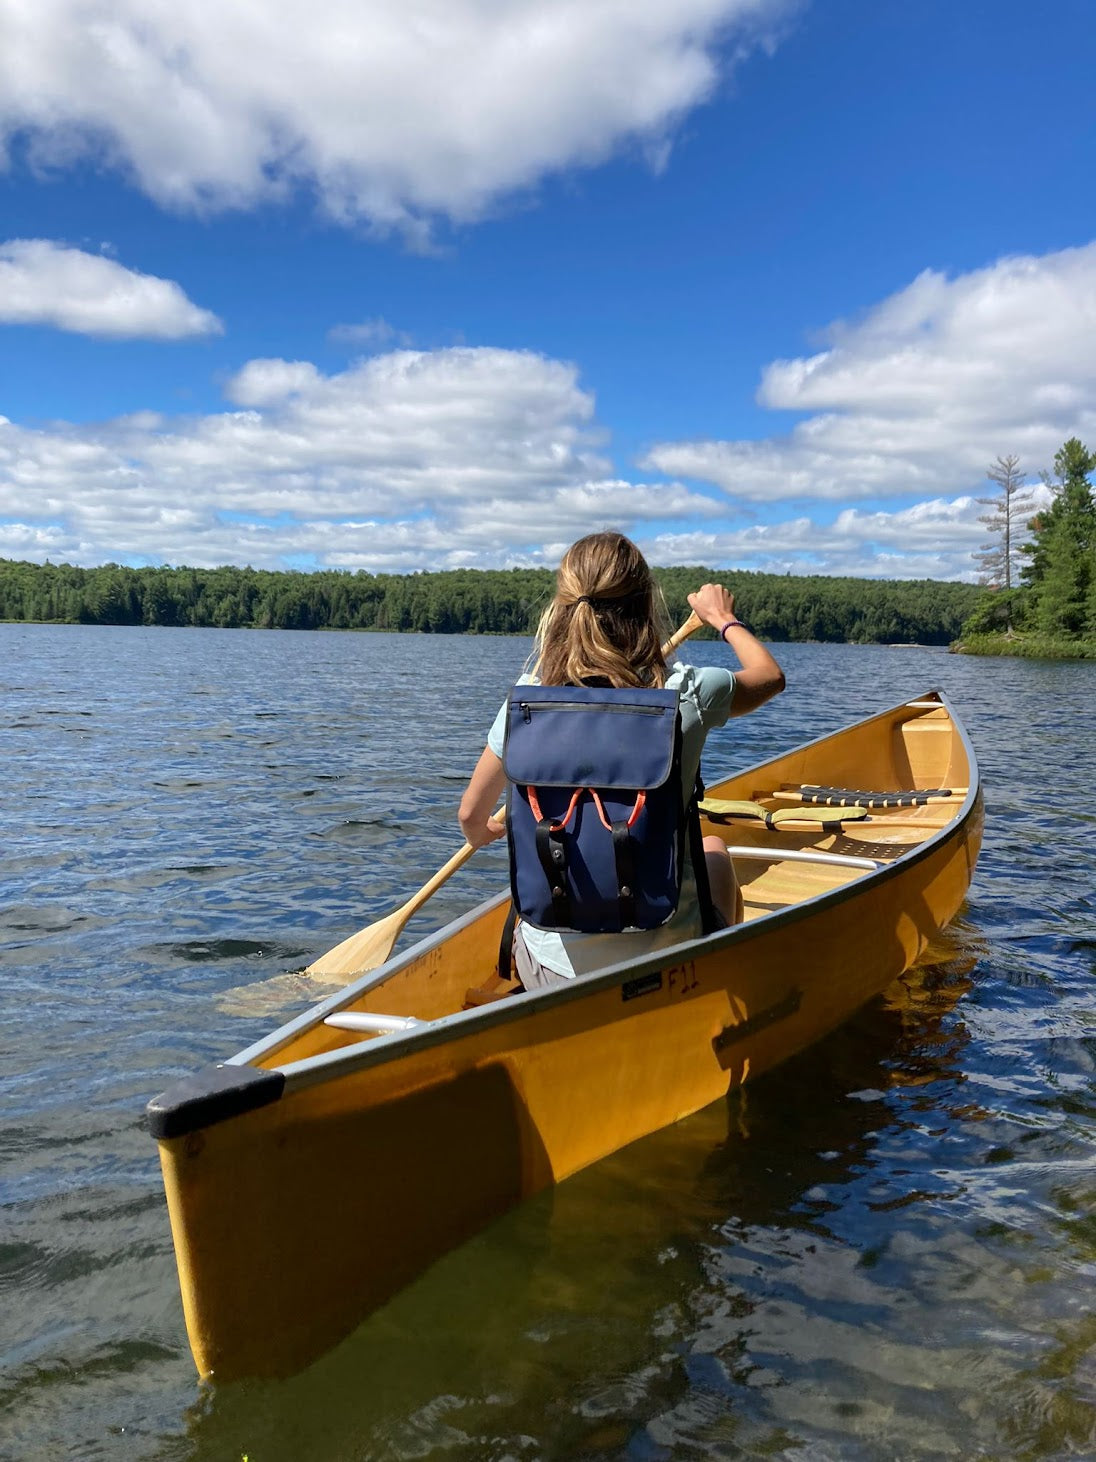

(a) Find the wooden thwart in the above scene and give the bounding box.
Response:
[463,975,522,1009]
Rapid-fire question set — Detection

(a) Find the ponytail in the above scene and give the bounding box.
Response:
[532,533,670,688]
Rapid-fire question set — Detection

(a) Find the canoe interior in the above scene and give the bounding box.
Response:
[246,692,975,1072]
[152,690,983,1382]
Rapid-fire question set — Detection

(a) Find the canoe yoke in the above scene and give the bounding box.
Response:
[245,794,906,1061]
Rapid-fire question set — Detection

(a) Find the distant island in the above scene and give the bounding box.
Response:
[0,558,982,646]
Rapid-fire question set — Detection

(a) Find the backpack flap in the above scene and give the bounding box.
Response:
[502,685,685,934]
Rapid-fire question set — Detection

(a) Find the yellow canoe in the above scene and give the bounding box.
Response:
[148,689,982,1382]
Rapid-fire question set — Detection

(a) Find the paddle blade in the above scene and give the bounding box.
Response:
[304,907,406,981]
[217,970,340,1018]
[216,910,406,1019]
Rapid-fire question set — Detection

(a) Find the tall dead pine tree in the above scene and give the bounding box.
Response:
[974,454,1033,634]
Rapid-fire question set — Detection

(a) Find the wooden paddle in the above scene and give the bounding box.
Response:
[303,833,488,981]
[303,609,703,982]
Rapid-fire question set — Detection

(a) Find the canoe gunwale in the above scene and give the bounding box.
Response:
[217,687,980,1101]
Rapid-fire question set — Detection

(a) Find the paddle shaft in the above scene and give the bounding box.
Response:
[396,838,479,920]
[663,609,703,657]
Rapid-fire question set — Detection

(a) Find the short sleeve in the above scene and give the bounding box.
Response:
[486,700,508,757]
[486,673,537,757]
[671,662,736,732]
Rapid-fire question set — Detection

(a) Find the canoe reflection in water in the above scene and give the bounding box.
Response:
[148,690,983,1382]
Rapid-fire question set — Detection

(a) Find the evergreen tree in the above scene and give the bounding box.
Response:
[1024,438,1096,638]
[973,454,1034,634]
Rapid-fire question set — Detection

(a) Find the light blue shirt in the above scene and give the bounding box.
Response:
[487,661,736,976]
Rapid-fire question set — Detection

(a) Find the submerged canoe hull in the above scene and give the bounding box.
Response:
[151,691,982,1380]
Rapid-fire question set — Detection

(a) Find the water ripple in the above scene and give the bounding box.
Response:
[2,625,1096,1459]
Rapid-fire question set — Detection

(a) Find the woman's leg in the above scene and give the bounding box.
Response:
[704,835,743,926]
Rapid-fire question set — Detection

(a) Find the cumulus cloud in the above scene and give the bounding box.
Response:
[0,239,223,338]
[636,497,1005,580]
[5,243,1089,579]
[226,359,323,407]
[0,346,723,571]
[0,0,794,233]
[645,242,1096,503]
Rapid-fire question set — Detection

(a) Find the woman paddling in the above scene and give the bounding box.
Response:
[458,531,785,989]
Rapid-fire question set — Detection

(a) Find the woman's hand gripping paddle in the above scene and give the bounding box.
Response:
[218,609,704,1012]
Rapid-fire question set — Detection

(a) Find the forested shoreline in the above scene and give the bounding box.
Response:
[0,557,981,645]
[956,437,1096,659]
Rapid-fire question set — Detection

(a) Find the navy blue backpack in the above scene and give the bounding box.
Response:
[501,683,704,937]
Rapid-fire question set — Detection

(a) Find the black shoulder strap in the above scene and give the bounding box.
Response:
[690,769,719,935]
[497,901,519,982]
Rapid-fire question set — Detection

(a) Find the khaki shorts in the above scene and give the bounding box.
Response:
[513,924,574,990]
[513,902,728,992]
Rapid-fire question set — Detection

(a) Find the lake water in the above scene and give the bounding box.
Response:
[2,624,1096,1461]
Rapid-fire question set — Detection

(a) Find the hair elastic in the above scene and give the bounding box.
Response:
[574,589,646,610]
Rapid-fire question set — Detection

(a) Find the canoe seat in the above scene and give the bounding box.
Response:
[323,1013,424,1035]
[700,798,869,831]
[778,785,956,808]
[463,975,522,1009]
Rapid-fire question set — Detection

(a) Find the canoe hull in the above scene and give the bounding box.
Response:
[152,691,982,1380]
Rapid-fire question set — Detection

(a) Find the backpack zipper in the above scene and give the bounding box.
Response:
[518,700,666,722]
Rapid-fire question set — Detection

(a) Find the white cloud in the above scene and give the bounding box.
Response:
[637,498,1003,581]
[0,239,223,338]
[5,243,1088,579]
[226,359,323,407]
[645,242,1096,503]
[0,1,794,233]
[0,345,723,571]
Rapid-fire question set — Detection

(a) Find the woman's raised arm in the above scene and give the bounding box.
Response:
[686,583,785,717]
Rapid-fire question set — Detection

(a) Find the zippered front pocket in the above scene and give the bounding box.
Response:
[518,700,665,721]
[504,684,682,792]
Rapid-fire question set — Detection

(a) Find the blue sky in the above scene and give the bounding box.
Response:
[2,0,1094,577]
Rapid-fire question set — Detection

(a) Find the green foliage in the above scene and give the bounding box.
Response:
[960,587,1026,637]
[0,558,983,645]
[961,436,1096,655]
[1023,437,1096,636]
[955,633,1096,661]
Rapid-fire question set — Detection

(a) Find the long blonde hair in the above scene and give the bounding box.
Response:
[532,532,671,689]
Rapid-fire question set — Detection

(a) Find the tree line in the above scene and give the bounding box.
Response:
[962,437,1096,656]
[0,557,981,645]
